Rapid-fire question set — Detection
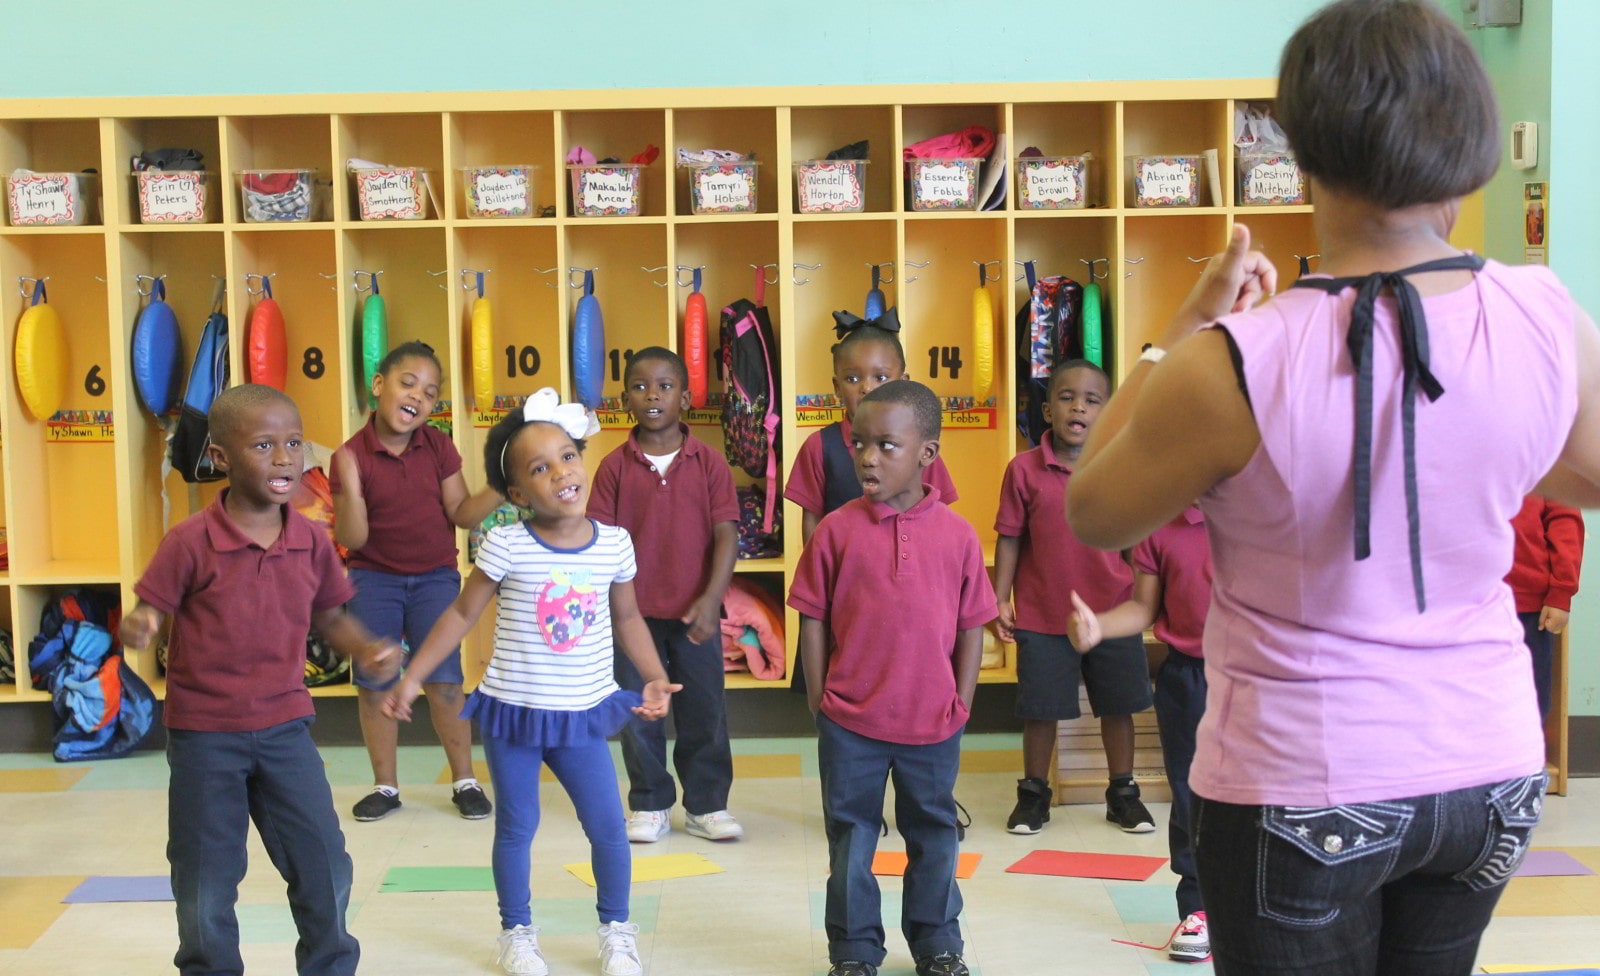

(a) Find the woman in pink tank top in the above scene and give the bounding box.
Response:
[1066,2,1600,974]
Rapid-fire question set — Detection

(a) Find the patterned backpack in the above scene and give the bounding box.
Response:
[720,289,780,483]
[1014,262,1084,445]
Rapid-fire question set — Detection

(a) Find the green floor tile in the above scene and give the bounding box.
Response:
[1109,882,1181,924]
[237,900,361,944]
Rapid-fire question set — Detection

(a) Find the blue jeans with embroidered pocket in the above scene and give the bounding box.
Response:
[1192,771,1545,976]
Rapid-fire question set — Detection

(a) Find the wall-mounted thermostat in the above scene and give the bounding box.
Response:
[1511,121,1538,170]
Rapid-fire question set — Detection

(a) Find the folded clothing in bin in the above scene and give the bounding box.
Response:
[241,171,315,221]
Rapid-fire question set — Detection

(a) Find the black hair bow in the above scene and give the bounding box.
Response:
[832,307,901,340]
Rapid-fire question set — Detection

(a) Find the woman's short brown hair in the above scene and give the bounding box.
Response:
[1276,0,1500,209]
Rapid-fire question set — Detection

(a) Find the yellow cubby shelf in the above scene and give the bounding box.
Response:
[0,78,1316,708]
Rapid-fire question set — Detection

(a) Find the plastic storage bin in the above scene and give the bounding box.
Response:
[6,172,97,226]
[461,164,539,218]
[1236,153,1307,206]
[134,170,218,223]
[236,169,324,222]
[682,160,759,214]
[794,159,868,214]
[568,163,644,217]
[1015,155,1091,210]
[905,157,982,212]
[1130,154,1204,208]
[351,166,433,220]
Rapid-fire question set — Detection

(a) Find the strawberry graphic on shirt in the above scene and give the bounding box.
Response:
[535,567,600,653]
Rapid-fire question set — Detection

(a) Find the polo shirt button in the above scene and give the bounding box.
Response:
[900,552,909,559]
[660,479,668,486]
[901,534,909,541]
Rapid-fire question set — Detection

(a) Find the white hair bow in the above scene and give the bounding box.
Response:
[520,387,600,439]
[499,388,600,482]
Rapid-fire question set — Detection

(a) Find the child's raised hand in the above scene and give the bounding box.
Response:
[633,677,683,721]
[332,446,362,499]
[381,676,423,722]
[681,594,722,645]
[119,605,162,650]
[995,603,1017,643]
[1066,591,1101,654]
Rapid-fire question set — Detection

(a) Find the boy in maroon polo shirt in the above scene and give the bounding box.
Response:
[1069,506,1214,962]
[993,359,1155,836]
[120,385,398,976]
[588,347,743,843]
[789,380,996,976]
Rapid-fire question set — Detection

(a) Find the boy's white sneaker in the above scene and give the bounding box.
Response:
[496,925,549,976]
[625,809,670,843]
[598,920,643,976]
[685,809,745,841]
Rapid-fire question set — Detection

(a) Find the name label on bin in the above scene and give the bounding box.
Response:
[357,170,424,219]
[470,168,531,215]
[696,169,752,211]
[580,170,638,213]
[916,163,974,204]
[8,174,78,223]
[1244,159,1304,204]
[796,161,863,211]
[1024,162,1083,206]
[47,409,115,443]
[1136,159,1196,204]
[138,172,207,222]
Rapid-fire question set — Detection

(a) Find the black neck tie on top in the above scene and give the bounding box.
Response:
[1291,253,1485,614]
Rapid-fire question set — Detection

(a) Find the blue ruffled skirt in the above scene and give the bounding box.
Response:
[462,688,642,747]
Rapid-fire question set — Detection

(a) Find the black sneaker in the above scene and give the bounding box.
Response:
[352,788,401,821]
[828,962,877,976]
[452,784,493,820]
[915,951,970,976]
[1106,781,1156,833]
[1006,777,1053,834]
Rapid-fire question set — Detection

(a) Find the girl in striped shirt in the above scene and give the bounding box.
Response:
[385,388,679,976]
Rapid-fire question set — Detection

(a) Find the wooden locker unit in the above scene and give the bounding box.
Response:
[0,82,1380,755]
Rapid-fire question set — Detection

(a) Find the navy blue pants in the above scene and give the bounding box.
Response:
[614,617,733,814]
[1154,650,1207,920]
[816,712,964,966]
[167,717,358,976]
[1518,611,1554,721]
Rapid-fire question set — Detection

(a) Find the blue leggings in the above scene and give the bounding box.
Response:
[483,733,631,929]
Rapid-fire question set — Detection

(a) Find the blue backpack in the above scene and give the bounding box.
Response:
[169,289,229,483]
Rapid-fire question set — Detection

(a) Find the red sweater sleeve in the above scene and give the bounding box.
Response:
[1542,501,1585,611]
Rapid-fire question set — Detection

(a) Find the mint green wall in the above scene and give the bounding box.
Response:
[0,1,1327,97]
[1474,0,1600,718]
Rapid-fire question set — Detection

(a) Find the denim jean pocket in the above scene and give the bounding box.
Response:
[1453,771,1545,892]
[1258,801,1413,927]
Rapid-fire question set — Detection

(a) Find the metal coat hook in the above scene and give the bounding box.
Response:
[17,275,50,299]
[1014,260,1034,282]
[749,263,779,286]
[973,260,1002,284]
[569,266,599,288]
[866,261,896,284]
[243,272,277,297]
[1294,253,1322,277]
[903,258,931,284]
[1080,258,1109,282]
[792,262,822,286]
[460,269,491,298]
[531,267,559,289]
[353,270,383,294]
[674,265,704,289]
[1124,256,1145,279]
[423,269,451,291]
[134,273,167,297]
[317,271,339,292]
[1186,255,1213,275]
[640,265,671,288]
